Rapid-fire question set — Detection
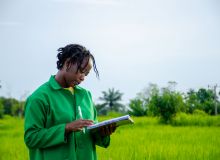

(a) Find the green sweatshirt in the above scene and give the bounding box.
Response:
[24,76,110,160]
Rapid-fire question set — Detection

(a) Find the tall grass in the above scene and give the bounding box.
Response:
[172,112,220,126]
[0,115,220,160]
[97,116,220,160]
[0,115,28,160]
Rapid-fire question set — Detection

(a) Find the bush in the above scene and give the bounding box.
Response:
[148,91,184,123]
[128,98,147,116]
[0,102,4,119]
[172,112,220,126]
[193,109,207,116]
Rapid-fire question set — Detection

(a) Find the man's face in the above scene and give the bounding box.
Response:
[63,57,92,87]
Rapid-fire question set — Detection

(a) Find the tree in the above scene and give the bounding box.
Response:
[185,89,199,113]
[128,98,147,116]
[0,97,13,115]
[0,102,4,118]
[99,88,125,113]
[94,103,108,116]
[0,97,22,116]
[148,82,184,123]
[185,88,219,115]
[196,88,214,103]
[197,88,218,115]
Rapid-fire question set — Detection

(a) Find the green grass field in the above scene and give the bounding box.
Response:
[0,115,220,160]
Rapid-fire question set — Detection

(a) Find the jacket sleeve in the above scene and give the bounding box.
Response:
[24,97,67,149]
[91,103,110,148]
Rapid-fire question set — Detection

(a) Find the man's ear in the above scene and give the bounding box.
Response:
[64,59,72,72]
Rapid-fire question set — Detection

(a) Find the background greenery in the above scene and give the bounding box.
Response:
[1,82,220,123]
[0,82,220,159]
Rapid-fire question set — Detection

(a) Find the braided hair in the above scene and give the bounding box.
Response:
[56,44,99,78]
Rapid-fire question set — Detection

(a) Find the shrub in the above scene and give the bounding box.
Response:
[0,102,4,119]
[128,98,147,116]
[193,109,207,116]
[172,112,220,126]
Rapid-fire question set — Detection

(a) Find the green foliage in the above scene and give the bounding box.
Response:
[106,111,124,117]
[129,83,220,119]
[0,116,28,159]
[147,93,160,116]
[185,88,219,115]
[1,116,220,159]
[0,97,25,117]
[128,98,147,116]
[197,88,215,103]
[99,88,125,113]
[184,89,198,113]
[0,102,4,119]
[172,111,220,126]
[148,85,184,123]
[95,103,108,116]
[193,109,207,116]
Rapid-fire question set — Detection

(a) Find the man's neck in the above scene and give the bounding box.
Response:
[55,71,67,88]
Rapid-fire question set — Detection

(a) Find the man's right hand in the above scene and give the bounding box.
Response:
[65,119,93,134]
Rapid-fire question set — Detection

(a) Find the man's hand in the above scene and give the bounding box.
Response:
[99,123,117,136]
[65,119,93,134]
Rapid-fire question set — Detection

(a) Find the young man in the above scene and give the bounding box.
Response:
[24,44,116,160]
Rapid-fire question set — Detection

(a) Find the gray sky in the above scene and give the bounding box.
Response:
[0,0,220,104]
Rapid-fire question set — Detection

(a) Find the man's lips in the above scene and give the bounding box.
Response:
[73,81,80,85]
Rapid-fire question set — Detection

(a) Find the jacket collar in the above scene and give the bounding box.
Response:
[49,75,85,105]
[49,75,62,90]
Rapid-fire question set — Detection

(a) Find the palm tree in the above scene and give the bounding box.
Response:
[99,88,124,112]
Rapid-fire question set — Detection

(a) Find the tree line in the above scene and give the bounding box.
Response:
[95,82,220,123]
[0,97,24,118]
[0,82,219,123]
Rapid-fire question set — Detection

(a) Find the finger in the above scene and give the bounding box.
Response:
[81,121,94,127]
[105,126,110,135]
[112,126,116,132]
[78,120,93,125]
[108,124,112,133]
[74,127,83,132]
[77,119,93,123]
[81,120,94,125]
[111,124,117,133]
[82,119,94,123]
[100,127,105,135]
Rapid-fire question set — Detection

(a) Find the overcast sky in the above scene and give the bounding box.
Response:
[0,0,220,104]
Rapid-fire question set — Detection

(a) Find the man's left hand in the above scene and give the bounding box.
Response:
[99,123,117,136]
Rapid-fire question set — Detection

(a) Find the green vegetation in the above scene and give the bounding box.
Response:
[0,115,28,160]
[0,97,24,118]
[0,82,220,159]
[1,82,220,127]
[172,111,220,126]
[1,116,220,160]
[127,82,220,123]
[97,88,125,115]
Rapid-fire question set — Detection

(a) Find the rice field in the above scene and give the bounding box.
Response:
[0,115,220,160]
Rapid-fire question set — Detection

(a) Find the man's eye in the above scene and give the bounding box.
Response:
[79,69,86,73]
[85,72,90,76]
[80,69,89,76]
[84,71,89,76]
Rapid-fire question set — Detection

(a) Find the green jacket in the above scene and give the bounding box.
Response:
[24,76,110,160]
